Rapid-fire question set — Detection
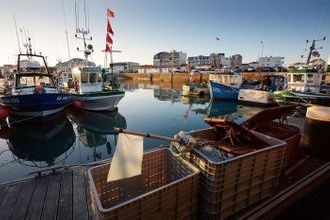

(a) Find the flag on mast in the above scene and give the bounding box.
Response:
[107,20,114,35]
[107,9,115,18]
[105,8,115,52]
[106,33,113,44]
[105,43,112,52]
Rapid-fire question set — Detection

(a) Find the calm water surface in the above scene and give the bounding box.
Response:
[0,81,264,182]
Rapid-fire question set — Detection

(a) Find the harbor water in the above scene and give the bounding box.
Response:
[0,81,264,183]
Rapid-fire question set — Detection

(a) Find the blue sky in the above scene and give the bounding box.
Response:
[0,0,329,66]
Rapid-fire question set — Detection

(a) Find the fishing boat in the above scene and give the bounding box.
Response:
[275,37,330,106]
[0,40,70,119]
[209,73,242,100]
[209,80,240,100]
[69,5,125,111]
[182,83,210,96]
[238,75,287,105]
[70,66,125,111]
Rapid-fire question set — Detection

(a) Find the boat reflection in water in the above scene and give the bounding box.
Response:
[153,88,182,102]
[207,100,238,118]
[6,115,76,167]
[207,100,265,124]
[181,95,210,105]
[66,108,127,161]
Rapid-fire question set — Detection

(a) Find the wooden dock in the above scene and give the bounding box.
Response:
[0,166,96,220]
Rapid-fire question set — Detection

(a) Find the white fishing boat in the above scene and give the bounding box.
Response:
[70,66,124,111]
[182,83,209,96]
[238,89,276,105]
[238,75,287,105]
[275,37,330,106]
[69,4,124,111]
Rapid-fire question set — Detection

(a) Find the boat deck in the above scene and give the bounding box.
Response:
[0,166,96,220]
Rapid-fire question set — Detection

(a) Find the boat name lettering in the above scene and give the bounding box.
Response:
[82,67,101,72]
[57,96,68,101]
[3,98,20,104]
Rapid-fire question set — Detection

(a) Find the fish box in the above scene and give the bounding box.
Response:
[184,128,286,219]
[250,122,301,168]
[88,148,200,220]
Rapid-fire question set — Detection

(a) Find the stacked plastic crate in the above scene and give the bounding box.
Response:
[186,129,287,219]
[89,148,200,220]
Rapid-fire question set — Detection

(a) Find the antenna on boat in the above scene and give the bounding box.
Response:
[305,36,326,65]
[13,13,22,54]
[75,0,93,64]
[61,0,71,67]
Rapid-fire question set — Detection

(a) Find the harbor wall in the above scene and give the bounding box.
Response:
[119,72,330,84]
[119,72,290,82]
[119,73,210,83]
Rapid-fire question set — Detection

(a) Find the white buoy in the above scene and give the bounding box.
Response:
[303,106,330,160]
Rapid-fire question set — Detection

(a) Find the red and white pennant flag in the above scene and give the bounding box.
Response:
[105,9,115,52]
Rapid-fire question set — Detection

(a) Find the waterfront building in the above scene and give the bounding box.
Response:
[258,56,284,68]
[241,63,249,71]
[112,62,139,73]
[230,54,243,69]
[56,58,96,71]
[137,65,178,74]
[188,55,211,68]
[153,50,187,67]
[248,61,259,70]
[188,53,230,69]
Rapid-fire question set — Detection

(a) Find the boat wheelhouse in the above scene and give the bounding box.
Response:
[70,66,124,111]
[287,69,323,93]
[209,73,242,88]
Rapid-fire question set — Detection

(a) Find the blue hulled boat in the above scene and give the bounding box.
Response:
[0,52,70,120]
[209,80,240,100]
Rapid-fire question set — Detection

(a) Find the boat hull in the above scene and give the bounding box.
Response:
[71,91,125,111]
[238,89,276,105]
[0,93,70,119]
[209,81,239,100]
[279,91,330,106]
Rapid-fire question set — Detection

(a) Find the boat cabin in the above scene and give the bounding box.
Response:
[71,66,103,94]
[13,54,57,95]
[209,73,242,88]
[287,69,323,93]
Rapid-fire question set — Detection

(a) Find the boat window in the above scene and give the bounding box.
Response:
[17,76,54,87]
[89,73,97,83]
[307,74,314,78]
[81,73,88,83]
[98,73,102,82]
[293,74,304,82]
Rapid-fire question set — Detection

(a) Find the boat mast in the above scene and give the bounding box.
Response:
[305,37,326,65]
[61,0,71,68]
[13,13,22,54]
[75,0,93,66]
